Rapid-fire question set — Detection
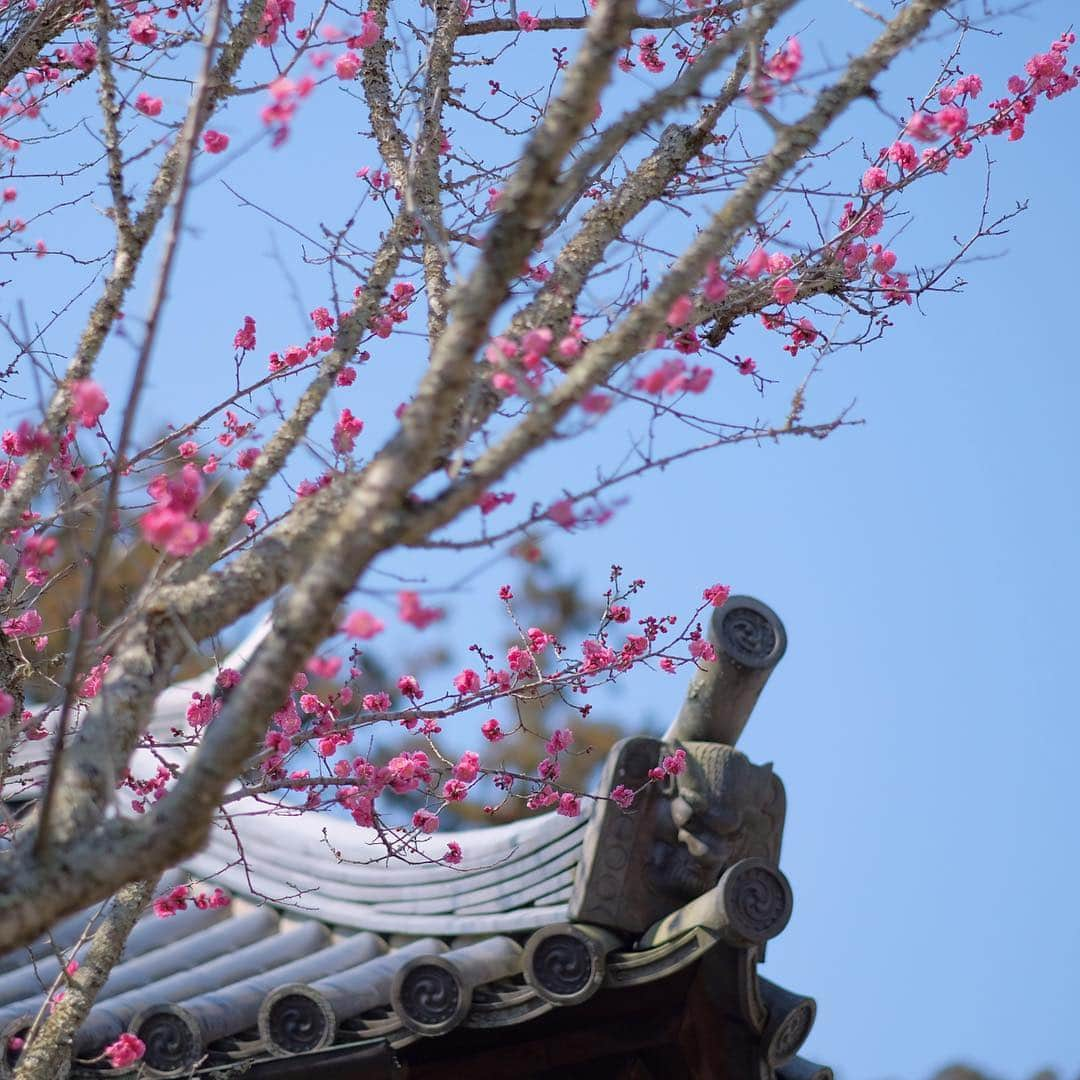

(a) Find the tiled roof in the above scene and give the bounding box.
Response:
[1,601,830,1077]
[187,805,586,935]
[0,808,827,1078]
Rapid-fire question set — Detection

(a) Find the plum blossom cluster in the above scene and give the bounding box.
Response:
[252,11,377,142]
[864,36,1075,193]
[50,570,719,861]
[206,571,732,858]
[122,763,175,815]
[332,409,364,455]
[545,496,620,533]
[590,31,1079,395]
[484,322,585,397]
[103,1033,146,1069]
[398,590,444,630]
[634,357,712,397]
[261,75,315,147]
[68,380,109,429]
[764,37,803,84]
[827,37,1075,313]
[365,281,416,339]
[153,883,230,918]
[2,411,85,492]
[267,331,336,374]
[1,608,43,640]
[80,655,112,699]
[139,464,209,557]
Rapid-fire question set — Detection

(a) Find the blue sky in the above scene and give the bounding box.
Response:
[4,2,1079,1077]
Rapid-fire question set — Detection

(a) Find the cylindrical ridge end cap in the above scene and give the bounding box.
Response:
[522,924,620,1006]
[391,956,470,1037]
[130,1004,203,1078]
[759,978,816,1067]
[666,595,787,746]
[717,857,793,946]
[258,982,336,1057]
[777,1056,832,1080]
[711,596,787,670]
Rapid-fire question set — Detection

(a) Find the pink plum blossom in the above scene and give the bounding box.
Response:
[202,130,229,154]
[69,380,109,428]
[135,93,163,117]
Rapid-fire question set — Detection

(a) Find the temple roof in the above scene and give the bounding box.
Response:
[0,849,825,1078]
[1,597,830,1078]
[1,807,825,1079]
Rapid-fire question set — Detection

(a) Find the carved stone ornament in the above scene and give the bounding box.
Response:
[718,602,783,668]
[569,736,786,934]
[570,597,789,935]
[636,857,793,951]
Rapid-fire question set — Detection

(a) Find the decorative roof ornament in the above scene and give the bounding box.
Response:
[572,595,790,937]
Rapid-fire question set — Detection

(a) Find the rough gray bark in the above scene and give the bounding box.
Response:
[0,0,954,960]
[11,879,156,1080]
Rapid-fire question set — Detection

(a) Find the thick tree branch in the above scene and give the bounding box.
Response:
[458,7,736,37]
[0,0,80,91]
[551,0,798,222]
[398,0,954,540]
[0,0,955,961]
[360,0,409,183]
[398,0,638,476]
[92,0,132,235]
[0,0,268,539]
[36,0,232,853]
[406,0,464,343]
[518,55,751,339]
[12,879,156,1080]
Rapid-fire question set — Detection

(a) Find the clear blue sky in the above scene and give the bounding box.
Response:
[5,3,1079,1077]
